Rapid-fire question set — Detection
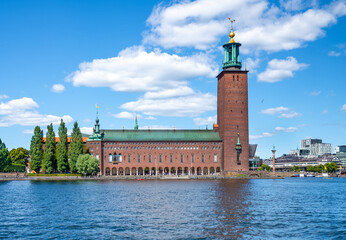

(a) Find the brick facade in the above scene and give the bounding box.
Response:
[217,70,249,171]
[86,140,222,176]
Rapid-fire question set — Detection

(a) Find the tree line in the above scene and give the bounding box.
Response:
[30,119,99,175]
[256,163,338,173]
[0,139,28,172]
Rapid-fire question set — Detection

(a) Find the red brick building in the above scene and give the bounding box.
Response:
[87,29,249,176]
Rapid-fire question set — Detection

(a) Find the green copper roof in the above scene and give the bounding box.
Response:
[89,129,222,142]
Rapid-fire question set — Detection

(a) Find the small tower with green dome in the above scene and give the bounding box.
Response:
[223,19,241,69]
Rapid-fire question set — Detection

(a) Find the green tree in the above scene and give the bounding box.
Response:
[69,121,84,173]
[0,139,11,172]
[291,166,300,172]
[76,154,99,176]
[307,165,323,173]
[9,147,29,166]
[30,126,43,173]
[325,162,338,172]
[57,119,69,173]
[306,166,314,172]
[257,164,271,171]
[44,123,56,174]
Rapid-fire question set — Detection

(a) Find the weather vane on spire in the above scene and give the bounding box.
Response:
[228,18,235,28]
[228,18,236,43]
[95,104,99,118]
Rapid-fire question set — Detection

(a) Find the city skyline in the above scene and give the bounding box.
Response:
[0,0,345,158]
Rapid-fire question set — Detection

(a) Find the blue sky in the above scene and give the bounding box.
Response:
[0,0,345,158]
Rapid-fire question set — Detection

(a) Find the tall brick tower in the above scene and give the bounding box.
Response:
[217,25,249,172]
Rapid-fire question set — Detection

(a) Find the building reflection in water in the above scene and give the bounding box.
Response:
[204,179,255,239]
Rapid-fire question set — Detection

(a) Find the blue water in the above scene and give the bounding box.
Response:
[0,178,345,239]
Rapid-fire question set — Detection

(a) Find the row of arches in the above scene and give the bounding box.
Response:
[105,167,221,176]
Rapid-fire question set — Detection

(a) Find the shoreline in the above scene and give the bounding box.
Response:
[0,175,285,181]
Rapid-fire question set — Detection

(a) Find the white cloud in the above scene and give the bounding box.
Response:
[145,116,157,120]
[310,91,321,96]
[0,97,38,115]
[193,115,217,126]
[280,0,305,11]
[329,0,346,17]
[244,58,260,72]
[143,86,195,99]
[51,84,65,93]
[260,106,289,115]
[121,90,216,117]
[322,110,328,115]
[261,106,301,118]
[328,50,342,56]
[22,129,34,134]
[0,94,9,100]
[67,46,217,92]
[250,125,298,139]
[275,126,298,132]
[143,0,345,52]
[0,97,73,127]
[80,127,93,135]
[113,112,141,120]
[250,132,274,140]
[258,56,308,83]
[280,112,301,118]
[341,104,346,111]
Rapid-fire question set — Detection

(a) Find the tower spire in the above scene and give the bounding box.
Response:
[228,18,236,43]
[95,104,100,134]
[134,114,138,130]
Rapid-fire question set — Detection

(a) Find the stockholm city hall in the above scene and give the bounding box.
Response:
[86,26,249,176]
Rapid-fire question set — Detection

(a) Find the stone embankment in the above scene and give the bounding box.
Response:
[0,171,342,181]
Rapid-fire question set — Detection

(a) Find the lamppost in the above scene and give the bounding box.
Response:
[272,146,276,174]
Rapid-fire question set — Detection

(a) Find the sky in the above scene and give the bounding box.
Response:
[0,0,345,158]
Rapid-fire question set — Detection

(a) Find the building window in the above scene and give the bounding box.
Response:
[214,154,217,163]
[181,153,184,163]
[202,153,205,163]
[118,154,122,163]
[191,154,194,163]
[96,154,99,160]
[138,154,141,163]
[90,148,93,152]
[160,154,162,163]
[108,154,112,163]
[149,154,152,163]
[128,154,131,163]
[170,154,173,163]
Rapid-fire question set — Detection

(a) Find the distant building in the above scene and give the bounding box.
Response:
[301,138,322,149]
[335,145,346,167]
[263,153,339,172]
[249,144,257,159]
[335,145,346,153]
[290,138,332,158]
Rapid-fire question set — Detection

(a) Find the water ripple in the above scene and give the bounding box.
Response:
[0,178,345,239]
